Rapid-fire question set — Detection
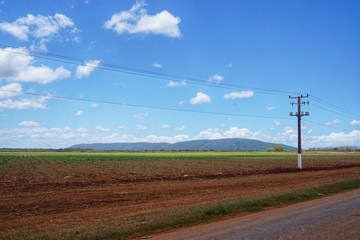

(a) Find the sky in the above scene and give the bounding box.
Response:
[0,0,359,149]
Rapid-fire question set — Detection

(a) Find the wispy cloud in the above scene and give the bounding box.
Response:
[134,113,149,119]
[224,90,254,99]
[137,124,147,130]
[167,80,187,87]
[76,110,83,116]
[175,126,186,131]
[325,119,340,126]
[350,120,360,125]
[152,62,162,68]
[96,125,110,132]
[19,121,40,127]
[0,83,23,98]
[266,106,278,111]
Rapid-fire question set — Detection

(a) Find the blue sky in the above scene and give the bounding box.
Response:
[0,0,359,148]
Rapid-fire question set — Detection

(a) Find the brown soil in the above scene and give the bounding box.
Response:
[1,154,360,239]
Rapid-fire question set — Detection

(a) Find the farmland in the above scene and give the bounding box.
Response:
[1,151,360,239]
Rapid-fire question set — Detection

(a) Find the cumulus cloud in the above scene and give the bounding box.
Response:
[104,0,181,38]
[167,80,187,87]
[190,92,211,105]
[0,47,71,84]
[224,90,254,99]
[76,60,101,79]
[208,74,224,84]
[0,13,78,51]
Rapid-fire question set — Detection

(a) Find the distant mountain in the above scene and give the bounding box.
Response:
[69,138,297,151]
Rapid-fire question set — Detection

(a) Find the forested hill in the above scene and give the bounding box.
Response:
[69,138,296,151]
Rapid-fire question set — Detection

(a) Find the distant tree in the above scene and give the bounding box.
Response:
[267,144,284,152]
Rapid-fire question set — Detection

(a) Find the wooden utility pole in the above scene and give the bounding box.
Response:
[289,94,309,169]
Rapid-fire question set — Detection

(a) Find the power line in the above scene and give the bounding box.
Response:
[1,43,359,125]
[0,43,297,96]
[0,89,290,120]
[309,95,360,119]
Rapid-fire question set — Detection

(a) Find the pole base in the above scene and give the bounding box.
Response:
[298,153,302,169]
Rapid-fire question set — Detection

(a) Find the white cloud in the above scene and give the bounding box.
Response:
[0,96,50,110]
[160,124,171,129]
[0,83,23,98]
[0,13,78,51]
[306,130,360,148]
[266,106,277,111]
[175,125,186,131]
[190,92,211,105]
[134,113,148,119]
[167,80,187,87]
[325,119,340,126]
[224,90,254,99]
[152,62,162,68]
[136,124,147,130]
[274,121,281,126]
[145,134,189,143]
[77,127,89,137]
[90,102,98,107]
[19,121,40,127]
[96,125,110,132]
[208,74,224,84]
[194,127,265,141]
[104,0,181,38]
[76,110,83,116]
[0,47,71,84]
[350,120,360,125]
[76,60,100,79]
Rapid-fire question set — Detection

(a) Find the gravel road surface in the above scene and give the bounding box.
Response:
[151,189,360,240]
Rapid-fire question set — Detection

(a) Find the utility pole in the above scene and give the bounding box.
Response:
[289,94,309,169]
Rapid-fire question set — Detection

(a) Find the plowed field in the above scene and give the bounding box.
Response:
[1,152,360,239]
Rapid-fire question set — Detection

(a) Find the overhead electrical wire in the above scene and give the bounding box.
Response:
[309,95,360,119]
[0,43,358,131]
[0,43,297,96]
[0,89,290,120]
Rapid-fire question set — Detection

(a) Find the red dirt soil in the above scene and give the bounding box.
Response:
[1,154,360,239]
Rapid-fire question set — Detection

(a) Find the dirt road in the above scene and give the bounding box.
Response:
[152,189,360,240]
